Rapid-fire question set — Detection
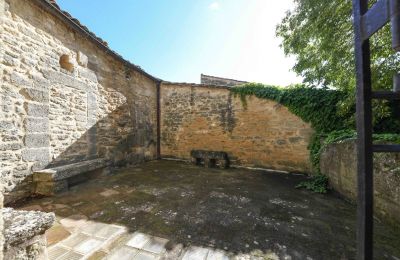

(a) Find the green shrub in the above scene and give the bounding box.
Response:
[296,175,329,194]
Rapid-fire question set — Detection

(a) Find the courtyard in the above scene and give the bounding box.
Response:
[16,160,400,260]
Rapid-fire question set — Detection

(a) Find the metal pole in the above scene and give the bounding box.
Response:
[352,0,374,259]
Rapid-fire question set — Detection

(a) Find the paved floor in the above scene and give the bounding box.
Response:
[18,160,400,259]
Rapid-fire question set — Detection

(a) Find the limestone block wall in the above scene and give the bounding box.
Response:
[160,83,314,172]
[320,140,400,225]
[0,0,157,204]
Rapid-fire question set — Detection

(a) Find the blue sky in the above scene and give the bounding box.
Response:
[57,0,301,85]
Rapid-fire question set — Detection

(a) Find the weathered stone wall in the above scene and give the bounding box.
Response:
[320,140,400,225]
[200,74,247,87]
[160,83,313,172]
[0,0,157,204]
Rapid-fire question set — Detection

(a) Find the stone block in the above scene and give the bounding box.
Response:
[0,143,22,151]
[35,180,68,196]
[0,0,5,15]
[77,51,88,67]
[0,121,14,131]
[21,148,49,163]
[10,72,32,88]
[3,54,19,67]
[3,208,55,246]
[32,74,50,90]
[42,69,87,91]
[24,134,49,148]
[87,92,97,111]
[33,158,109,184]
[20,88,49,103]
[25,117,49,133]
[26,103,49,117]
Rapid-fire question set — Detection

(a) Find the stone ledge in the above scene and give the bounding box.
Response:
[33,158,109,182]
[2,207,55,248]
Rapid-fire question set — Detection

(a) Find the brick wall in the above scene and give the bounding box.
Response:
[0,0,157,203]
[160,83,314,172]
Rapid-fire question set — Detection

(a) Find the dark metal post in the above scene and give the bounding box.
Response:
[156,81,161,160]
[352,0,373,259]
[390,0,400,51]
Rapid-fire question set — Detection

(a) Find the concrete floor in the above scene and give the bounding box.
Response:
[18,160,400,259]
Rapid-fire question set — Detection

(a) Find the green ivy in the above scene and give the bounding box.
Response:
[231,83,351,133]
[296,174,329,194]
[230,83,400,173]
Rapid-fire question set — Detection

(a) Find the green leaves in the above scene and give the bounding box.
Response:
[230,83,400,176]
[231,83,349,133]
[276,0,400,124]
[296,174,329,193]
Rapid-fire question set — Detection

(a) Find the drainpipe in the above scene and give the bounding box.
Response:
[156,81,161,159]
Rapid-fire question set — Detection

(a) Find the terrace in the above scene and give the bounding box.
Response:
[15,160,400,259]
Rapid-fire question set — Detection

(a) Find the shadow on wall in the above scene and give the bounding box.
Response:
[5,101,156,206]
[49,103,156,168]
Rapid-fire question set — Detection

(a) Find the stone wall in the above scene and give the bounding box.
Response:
[200,74,247,87]
[0,0,157,204]
[320,140,400,225]
[160,83,314,172]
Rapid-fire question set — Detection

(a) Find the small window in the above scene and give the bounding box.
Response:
[59,54,74,72]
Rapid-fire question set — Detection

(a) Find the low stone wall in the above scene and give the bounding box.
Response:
[320,139,400,225]
[160,83,314,172]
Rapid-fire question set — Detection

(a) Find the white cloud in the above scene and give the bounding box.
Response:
[209,2,220,11]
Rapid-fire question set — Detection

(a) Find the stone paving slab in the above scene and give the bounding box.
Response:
[107,246,138,260]
[47,222,126,260]
[181,246,210,260]
[141,237,169,254]
[206,249,230,260]
[126,232,152,249]
[57,250,85,260]
[17,160,400,259]
[134,250,160,260]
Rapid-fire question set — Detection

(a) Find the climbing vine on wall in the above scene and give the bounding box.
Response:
[231,83,400,184]
[231,83,352,133]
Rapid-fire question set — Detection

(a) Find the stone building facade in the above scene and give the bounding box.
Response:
[1,0,158,204]
[0,0,314,208]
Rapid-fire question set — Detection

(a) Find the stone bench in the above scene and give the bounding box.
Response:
[190,150,230,169]
[33,158,109,196]
[3,208,55,259]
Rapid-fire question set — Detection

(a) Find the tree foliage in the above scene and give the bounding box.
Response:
[276,0,400,123]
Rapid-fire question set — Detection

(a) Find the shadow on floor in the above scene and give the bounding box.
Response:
[17,160,400,259]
